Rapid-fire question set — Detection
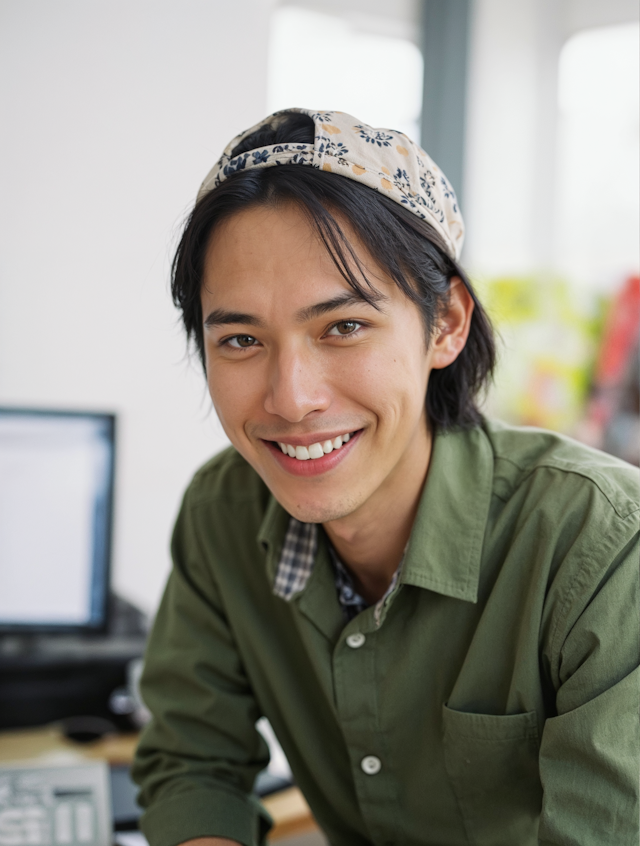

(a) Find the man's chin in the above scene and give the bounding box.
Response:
[275,492,360,526]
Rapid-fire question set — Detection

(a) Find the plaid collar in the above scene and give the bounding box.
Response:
[272,518,317,600]
[273,517,402,624]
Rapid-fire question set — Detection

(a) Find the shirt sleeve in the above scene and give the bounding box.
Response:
[538,514,640,846]
[131,489,273,846]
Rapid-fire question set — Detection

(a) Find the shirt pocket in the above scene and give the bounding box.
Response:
[442,703,542,846]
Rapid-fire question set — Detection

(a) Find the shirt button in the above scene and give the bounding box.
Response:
[361,755,381,775]
[346,633,366,649]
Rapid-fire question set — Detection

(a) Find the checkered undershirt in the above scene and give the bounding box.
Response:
[273,517,402,625]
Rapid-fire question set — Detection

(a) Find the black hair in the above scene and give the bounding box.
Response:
[171,112,495,429]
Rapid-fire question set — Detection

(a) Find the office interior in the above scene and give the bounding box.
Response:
[0,1,638,843]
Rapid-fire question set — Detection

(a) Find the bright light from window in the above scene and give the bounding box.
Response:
[267,6,423,143]
[556,23,639,287]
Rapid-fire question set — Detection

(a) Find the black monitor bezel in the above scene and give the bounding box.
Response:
[0,406,116,635]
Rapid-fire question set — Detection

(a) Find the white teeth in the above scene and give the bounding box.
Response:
[308,442,324,459]
[279,432,355,460]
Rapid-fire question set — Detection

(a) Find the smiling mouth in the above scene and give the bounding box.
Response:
[272,431,359,461]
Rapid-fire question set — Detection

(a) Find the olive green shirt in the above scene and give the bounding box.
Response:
[133,419,640,846]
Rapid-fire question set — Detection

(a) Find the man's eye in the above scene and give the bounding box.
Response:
[226,335,258,348]
[327,320,361,337]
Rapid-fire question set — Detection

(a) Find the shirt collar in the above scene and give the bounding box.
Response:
[257,491,291,586]
[258,423,494,604]
[272,519,318,600]
[400,424,493,603]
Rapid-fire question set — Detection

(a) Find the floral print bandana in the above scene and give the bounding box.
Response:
[197,108,465,260]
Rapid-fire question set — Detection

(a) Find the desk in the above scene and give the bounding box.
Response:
[0,726,319,842]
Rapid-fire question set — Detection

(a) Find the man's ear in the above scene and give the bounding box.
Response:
[430,277,475,370]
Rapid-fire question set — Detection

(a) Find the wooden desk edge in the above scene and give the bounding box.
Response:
[262,785,317,838]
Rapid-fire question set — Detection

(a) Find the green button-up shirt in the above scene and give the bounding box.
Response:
[132,419,640,846]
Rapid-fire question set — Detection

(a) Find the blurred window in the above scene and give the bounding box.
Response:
[267,5,423,142]
[556,23,640,287]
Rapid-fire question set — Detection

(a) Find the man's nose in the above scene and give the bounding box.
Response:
[263,345,331,423]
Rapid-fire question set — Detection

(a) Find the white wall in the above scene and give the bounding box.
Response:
[281,0,420,42]
[0,0,273,615]
[565,0,639,31]
[268,6,423,142]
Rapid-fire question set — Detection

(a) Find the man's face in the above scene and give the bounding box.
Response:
[200,202,436,525]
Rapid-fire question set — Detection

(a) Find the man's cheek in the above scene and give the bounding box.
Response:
[208,378,244,433]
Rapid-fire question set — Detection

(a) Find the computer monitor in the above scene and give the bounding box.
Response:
[0,408,115,633]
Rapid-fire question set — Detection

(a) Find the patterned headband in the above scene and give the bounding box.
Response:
[197,107,464,261]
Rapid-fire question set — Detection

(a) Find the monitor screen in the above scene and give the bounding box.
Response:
[0,409,115,631]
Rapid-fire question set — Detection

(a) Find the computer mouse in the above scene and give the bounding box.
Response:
[60,715,117,743]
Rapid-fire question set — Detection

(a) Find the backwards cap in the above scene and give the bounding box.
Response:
[197,107,465,260]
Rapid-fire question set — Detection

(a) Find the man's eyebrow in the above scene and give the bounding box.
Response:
[203,309,265,329]
[296,290,386,322]
[203,292,387,329]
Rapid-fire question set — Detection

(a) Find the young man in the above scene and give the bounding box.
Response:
[132,109,640,846]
